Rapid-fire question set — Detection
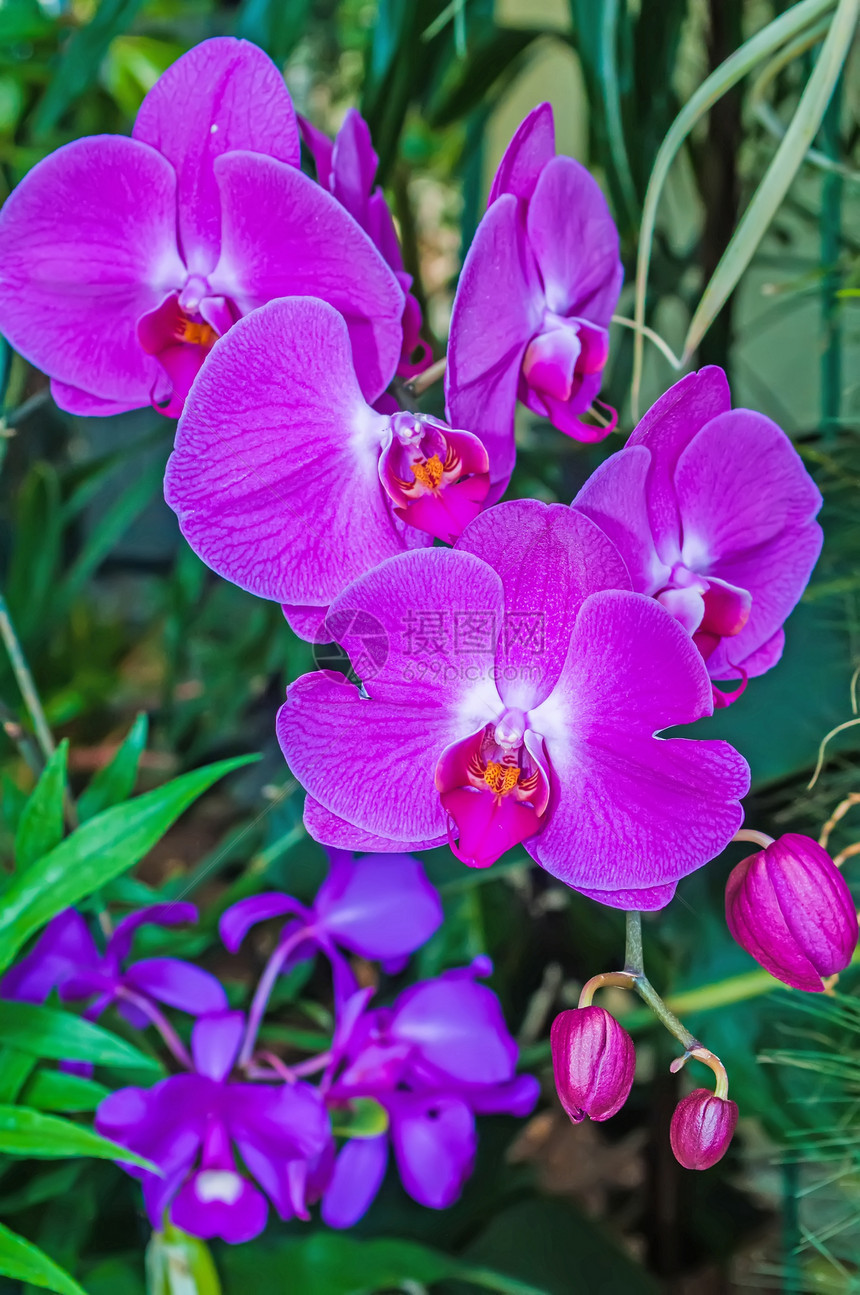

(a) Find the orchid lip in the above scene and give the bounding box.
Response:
[656,563,752,647]
[377,411,490,543]
[435,716,551,869]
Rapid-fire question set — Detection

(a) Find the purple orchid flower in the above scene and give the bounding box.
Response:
[219,848,444,1062]
[445,101,622,482]
[164,296,495,641]
[300,108,431,379]
[95,1011,329,1243]
[0,904,225,1033]
[277,498,750,910]
[320,961,539,1227]
[574,367,823,701]
[0,38,403,418]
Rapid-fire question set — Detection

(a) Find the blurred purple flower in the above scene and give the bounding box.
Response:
[220,849,444,1060]
[164,297,493,637]
[279,498,749,910]
[320,961,539,1227]
[300,108,431,378]
[446,102,622,484]
[725,833,858,992]
[0,38,403,418]
[0,903,226,1030]
[96,1011,329,1243]
[575,367,823,700]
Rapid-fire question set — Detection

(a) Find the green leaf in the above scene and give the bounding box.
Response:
[0,1047,36,1102]
[220,1233,456,1295]
[31,0,145,140]
[77,713,148,822]
[683,0,859,359]
[630,0,839,410]
[237,0,313,63]
[14,740,68,872]
[0,1221,86,1295]
[83,1256,145,1295]
[5,463,63,640]
[0,1104,156,1170]
[427,26,543,127]
[1,773,29,836]
[330,1097,389,1139]
[220,1231,555,1295]
[459,1198,660,1295]
[0,754,257,972]
[569,0,639,226]
[60,458,165,605]
[0,1160,83,1215]
[24,1069,110,1113]
[0,999,161,1071]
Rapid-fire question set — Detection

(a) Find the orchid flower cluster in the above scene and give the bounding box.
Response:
[1,850,537,1241]
[0,34,856,1228]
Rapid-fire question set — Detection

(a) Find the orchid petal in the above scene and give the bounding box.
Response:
[190,1011,245,1082]
[331,109,379,219]
[218,894,311,954]
[674,409,822,560]
[122,958,228,1016]
[172,1169,268,1243]
[324,546,504,711]
[282,604,330,644]
[314,852,443,960]
[390,1094,475,1210]
[304,796,447,853]
[229,1081,329,1163]
[390,973,517,1086]
[628,366,731,558]
[526,156,622,321]
[467,1074,541,1116]
[706,526,822,680]
[528,591,749,902]
[488,101,555,205]
[0,136,184,405]
[299,114,334,187]
[165,297,418,607]
[457,499,629,708]
[0,910,99,1004]
[108,902,198,965]
[211,151,403,401]
[50,380,142,417]
[573,444,667,593]
[279,672,456,845]
[445,193,542,491]
[321,1134,389,1228]
[133,37,299,276]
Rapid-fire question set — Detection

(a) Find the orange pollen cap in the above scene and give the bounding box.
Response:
[484,762,520,796]
[178,318,218,348]
[411,453,444,490]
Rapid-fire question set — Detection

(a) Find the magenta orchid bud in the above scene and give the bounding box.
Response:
[670,1088,738,1171]
[550,1006,635,1124]
[725,833,858,992]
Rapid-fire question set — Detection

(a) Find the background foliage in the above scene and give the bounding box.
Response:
[1,0,860,1291]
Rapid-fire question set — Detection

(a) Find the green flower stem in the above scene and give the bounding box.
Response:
[0,587,55,763]
[576,913,732,1095]
[622,911,698,1051]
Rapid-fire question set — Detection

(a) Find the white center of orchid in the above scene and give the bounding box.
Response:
[194,1170,244,1204]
